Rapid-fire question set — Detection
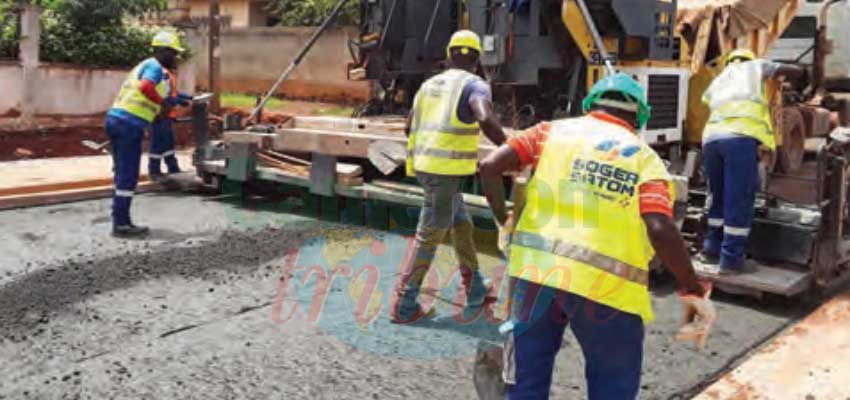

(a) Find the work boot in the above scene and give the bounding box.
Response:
[112,224,150,238]
[390,303,436,324]
[720,259,758,275]
[465,274,493,309]
[696,252,720,265]
[148,172,167,182]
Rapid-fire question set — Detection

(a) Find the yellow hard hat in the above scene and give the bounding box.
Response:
[724,49,755,66]
[446,30,482,58]
[152,31,184,53]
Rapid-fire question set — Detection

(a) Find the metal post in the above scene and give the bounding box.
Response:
[209,0,221,113]
[574,0,615,75]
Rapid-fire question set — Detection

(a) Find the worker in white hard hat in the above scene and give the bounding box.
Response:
[391,30,508,323]
[105,30,187,238]
[700,48,804,273]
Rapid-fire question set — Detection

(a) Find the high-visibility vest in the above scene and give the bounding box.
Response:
[112,58,167,123]
[406,69,483,176]
[165,69,178,120]
[702,60,775,150]
[508,115,672,323]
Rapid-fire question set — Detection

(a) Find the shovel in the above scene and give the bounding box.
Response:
[82,139,111,154]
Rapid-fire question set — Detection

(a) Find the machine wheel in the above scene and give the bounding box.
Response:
[776,107,806,173]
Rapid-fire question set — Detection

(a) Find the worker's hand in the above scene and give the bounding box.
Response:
[164,97,183,107]
[496,211,515,255]
[675,280,715,350]
[177,92,194,102]
[758,145,774,166]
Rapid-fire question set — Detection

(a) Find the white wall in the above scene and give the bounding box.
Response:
[0,62,198,117]
[0,62,23,117]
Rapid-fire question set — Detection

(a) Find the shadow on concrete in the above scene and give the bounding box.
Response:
[0,226,316,343]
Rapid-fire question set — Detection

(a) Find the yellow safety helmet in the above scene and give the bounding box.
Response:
[446,30,482,58]
[724,48,755,66]
[152,31,185,53]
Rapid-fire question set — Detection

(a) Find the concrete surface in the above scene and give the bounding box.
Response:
[0,194,811,399]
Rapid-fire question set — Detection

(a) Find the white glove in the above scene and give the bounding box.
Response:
[675,281,716,350]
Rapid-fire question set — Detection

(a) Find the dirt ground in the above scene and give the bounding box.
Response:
[0,193,811,399]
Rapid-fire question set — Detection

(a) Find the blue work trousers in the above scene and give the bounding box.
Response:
[505,279,644,400]
[702,136,760,269]
[148,118,179,175]
[105,115,144,227]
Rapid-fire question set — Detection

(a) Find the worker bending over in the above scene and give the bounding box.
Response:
[392,30,507,323]
[148,66,192,179]
[479,73,711,399]
[106,31,185,237]
[700,49,803,273]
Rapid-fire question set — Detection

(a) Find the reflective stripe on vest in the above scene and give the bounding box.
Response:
[508,115,667,323]
[512,231,649,286]
[406,69,483,176]
[112,58,167,123]
[412,146,478,160]
[703,61,775,149]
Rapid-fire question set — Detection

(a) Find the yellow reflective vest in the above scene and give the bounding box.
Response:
[406,69,483,176]
[112,58,168,123]
[702,60,776,150]
[509,115,672,323]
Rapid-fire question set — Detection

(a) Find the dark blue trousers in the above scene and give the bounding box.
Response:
[702,136,760,269]
[148,118,179,175]
[105,115,144,227]
[505,279,644,400]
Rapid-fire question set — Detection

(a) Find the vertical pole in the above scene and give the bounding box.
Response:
[18,3,41,123]
[209,0,221,113]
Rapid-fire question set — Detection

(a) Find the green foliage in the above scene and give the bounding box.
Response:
[41,0,167,32]
[0,0,19,58]
[266,0,359,27]
[0,0,182,66]
[39,13,162,67]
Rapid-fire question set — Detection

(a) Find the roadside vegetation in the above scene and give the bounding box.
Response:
[0,0,189,67]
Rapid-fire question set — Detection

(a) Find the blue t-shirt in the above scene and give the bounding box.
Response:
[456,79,493,124]
[107,58,166,129]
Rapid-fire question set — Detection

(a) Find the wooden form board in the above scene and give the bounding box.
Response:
[0,181,163,211]
[201,160,499,219]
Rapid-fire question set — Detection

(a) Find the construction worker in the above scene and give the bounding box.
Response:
[700,49,804,273]
[478,73,712,399]
[148,66,192,179]
[105,31,184,237]
[392,30,508,323]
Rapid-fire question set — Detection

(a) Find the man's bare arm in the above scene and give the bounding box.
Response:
[471,98,507,146]
[479,145,520,225]
[643,213,705,297]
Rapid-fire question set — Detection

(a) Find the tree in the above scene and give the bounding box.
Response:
[266,0,359,27]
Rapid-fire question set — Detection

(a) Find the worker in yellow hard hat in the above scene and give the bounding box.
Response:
[699,48,804,273]
[391,30,507,323]
[478,73,712,399]
[105,30,187,238]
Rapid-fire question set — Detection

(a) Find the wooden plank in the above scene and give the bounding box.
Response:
[0,181,162,211]
[270,127,498,162]
[696,289,850,400]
